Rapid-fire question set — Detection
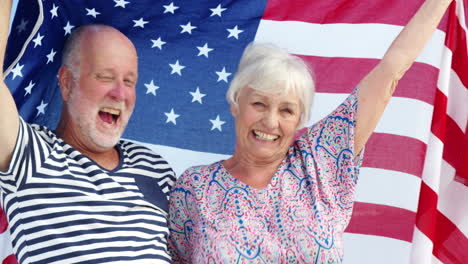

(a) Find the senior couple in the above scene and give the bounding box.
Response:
[0,0,452,263]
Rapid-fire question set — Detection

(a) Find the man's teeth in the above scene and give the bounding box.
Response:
[254,130,278,141]
[100,107,121,115]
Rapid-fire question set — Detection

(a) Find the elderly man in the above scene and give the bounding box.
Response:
[0,1,175,263]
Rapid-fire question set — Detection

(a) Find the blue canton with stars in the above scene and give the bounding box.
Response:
[4,0,268,154]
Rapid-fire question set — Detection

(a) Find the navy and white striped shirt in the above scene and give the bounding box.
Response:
[0,118,176,264]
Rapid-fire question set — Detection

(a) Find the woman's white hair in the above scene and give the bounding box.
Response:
[226,42,315,128]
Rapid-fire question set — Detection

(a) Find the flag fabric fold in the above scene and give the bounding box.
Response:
[1,0,467,263]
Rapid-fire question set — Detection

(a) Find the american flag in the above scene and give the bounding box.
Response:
[1,0,467,263]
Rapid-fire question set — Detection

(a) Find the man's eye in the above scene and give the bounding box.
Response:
[253,102,264,107]
[124,79,135,86]
[281,108,293,114]
[97,74,113,80]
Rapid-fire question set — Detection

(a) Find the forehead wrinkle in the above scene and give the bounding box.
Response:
[249,90,299,106]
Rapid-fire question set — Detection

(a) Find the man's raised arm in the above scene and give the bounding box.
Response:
[0,0,20,172]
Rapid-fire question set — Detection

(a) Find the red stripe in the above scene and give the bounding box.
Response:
[442,116,466,171]
[0,208,8,233]
[263,0,449,31]
[416,182,468,264]
[445,2,468,89]
[430,90,466,178]
[299,55,439,105]
[1,255,18,264]
[345,202,415,242]
[363,133,426,177]
[415,182,438,242]
[430,89,449,141]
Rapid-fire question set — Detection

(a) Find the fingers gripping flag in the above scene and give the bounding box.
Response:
[2,0,467,263]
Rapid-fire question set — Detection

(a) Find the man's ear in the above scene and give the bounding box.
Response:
[58,66,73,102]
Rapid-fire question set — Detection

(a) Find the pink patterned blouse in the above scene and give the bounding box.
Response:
[169,89,363,263]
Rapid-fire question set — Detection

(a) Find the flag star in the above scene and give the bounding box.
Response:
[197,43,213,58]
[114,0,130,8]
[210,4,227,17]
[163,2,179,14]
[169,60,185,76]
[180,22,196,34]
[144,80,159,96]
[32,33,44,48]
[151,37,166,50]
[227,25,244,39]
[216,67,231,82]
[210,115,226,131]
[63,21,75,36]
[164,108,180,125]
[133,18,149,28]
[85,8,100,18]
[11,63,24,80]
[46,49,57,64]
[36,100,48,116]
[190,87,206,104]
[50,4,59,19]
[16,19,28,33]
[24,80,35,96]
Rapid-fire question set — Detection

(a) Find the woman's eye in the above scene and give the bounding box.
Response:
[281,108,293,114]
[253,102,264,106]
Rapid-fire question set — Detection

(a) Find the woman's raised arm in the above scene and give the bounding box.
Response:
[354,0,453,156]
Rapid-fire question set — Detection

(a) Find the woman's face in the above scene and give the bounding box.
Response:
[232,87,302,164]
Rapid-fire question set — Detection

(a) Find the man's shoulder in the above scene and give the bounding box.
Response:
[118,139,167,160]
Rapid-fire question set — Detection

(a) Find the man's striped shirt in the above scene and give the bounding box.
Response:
[0,118,176,264]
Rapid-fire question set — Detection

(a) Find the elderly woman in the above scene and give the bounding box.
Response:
[169,0,452,262]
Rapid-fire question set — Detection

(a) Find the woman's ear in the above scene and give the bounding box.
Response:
[58,66,73,102]
[230,103,238,117]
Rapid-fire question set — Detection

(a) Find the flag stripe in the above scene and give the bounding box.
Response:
[255,20,446,68]
[437,160,468,236]
[445,4,468,89]
[344,233,411,264]
[299,56,439,105]
[416,181,468,263]
[262,0,448,29]
[1,255,17,264]
[357,168,421,212]
[346,202,415,242]
[362,133,426,177]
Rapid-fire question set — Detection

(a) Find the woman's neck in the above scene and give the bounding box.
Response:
[222,155,283,189]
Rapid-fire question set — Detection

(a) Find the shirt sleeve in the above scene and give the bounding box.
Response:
[297,87,364,227]
[168,168,195,264]
[0,118,49,193]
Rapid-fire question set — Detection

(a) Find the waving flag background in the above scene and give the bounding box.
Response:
[1,0,467,263]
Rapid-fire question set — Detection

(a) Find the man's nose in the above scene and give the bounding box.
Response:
[109,80,126,100]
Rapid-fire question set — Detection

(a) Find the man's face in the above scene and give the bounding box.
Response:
[65,29,138,152]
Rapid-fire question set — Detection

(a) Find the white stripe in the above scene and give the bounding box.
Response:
[421,133,444,192]
[30,242,169,264]
[255,20,446,68]
[0,230,13,261]
[307,93,433,143]
[355,168,421,212]
[447,69,468,132]
[437,160,468,237]
[410,227,434,264]
[456,0,468,33]
[343,233,412,264]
